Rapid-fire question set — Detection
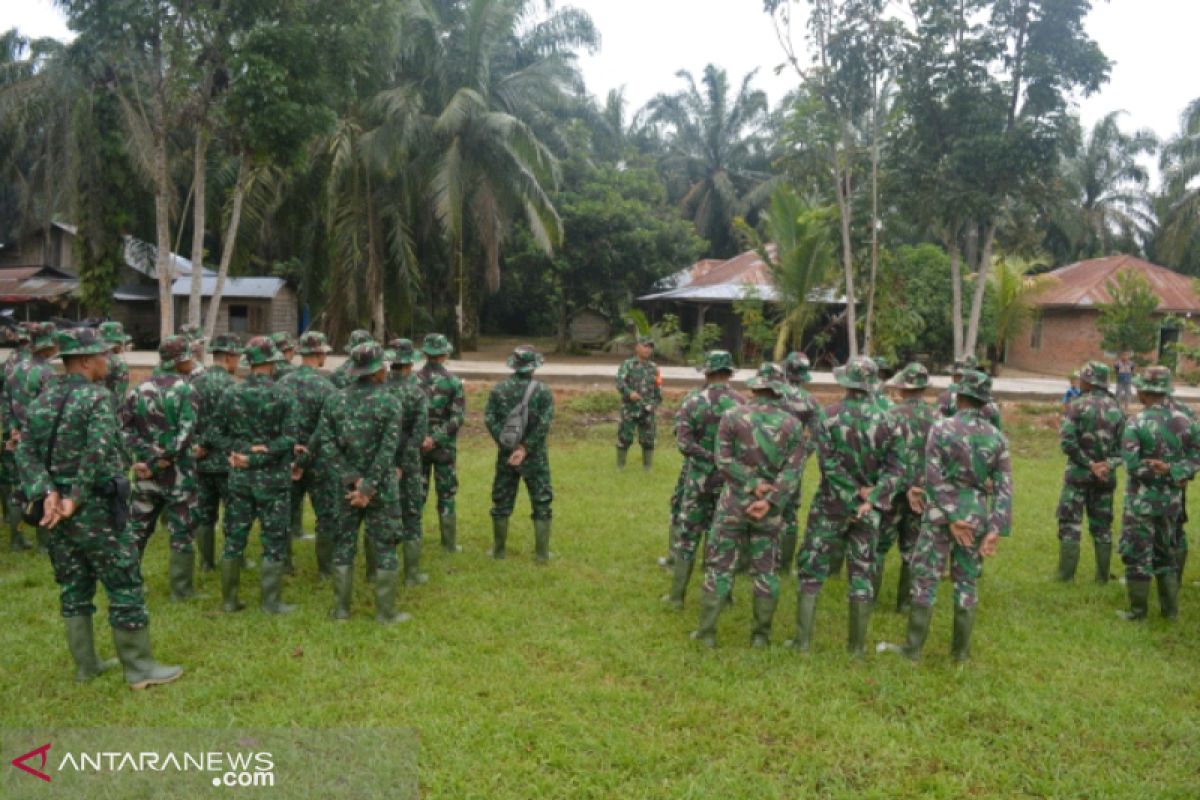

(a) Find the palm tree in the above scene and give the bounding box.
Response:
[1154,98,1200,273]
[990,254,1056,368]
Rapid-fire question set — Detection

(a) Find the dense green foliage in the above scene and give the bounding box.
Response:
[1097,269,1162,355]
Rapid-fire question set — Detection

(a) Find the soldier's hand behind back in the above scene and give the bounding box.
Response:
[980,532,1000,557]
[950,520,976,547]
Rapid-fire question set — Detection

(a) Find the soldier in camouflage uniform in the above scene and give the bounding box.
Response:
[418,333,466,553]
[691,363,807,648]
[271,332,298,382]
[938,355,1002,429]
[0,322,33,551]
[330,329,374,389]
[663,351,743,608]
[484,346,555,562]
[386,339,430,585]
[660,466,687,568]
[7,322,59,552]
[615,336,662,470]
[885,370,1013,663]
[1116,367,1200,622]
[213,337,299,614]
[790,357,904,656]
[1056,361,1125,584]
[190,333,242,573]
[270,331,305,573]
[1166,394,1196,583]
[180,323,207,380]
[18,328,182,689]
[279,331,338,579]
[780,351,825,576]
[99,321,132,411]
[871,356,896,413]
[317,342,409,624]
[119,335,199,601]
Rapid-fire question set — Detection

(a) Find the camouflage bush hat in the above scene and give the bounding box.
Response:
[158,334,193,368]
[834,356,878,392]
[55,327,109,358]
[698,350,735,375]
[296,331,331,355]
[421,333,452,357]
[388,338,418,366]
[782,351,812,383]
[242,335,283,366]
[507,344,544,374]
[1134,366,1173,396]
[208,333,243,354]
[348,342,386,377]
[1078,360,1111,389]
[180,323,206,343]
[99,321,132,346]
[745,362,789,394]
[954,369,993,404]
[344,329,373,354]
[889,362,930,390]
[271,332,297,352]
[31,322,58,350]
[952,354,981,375]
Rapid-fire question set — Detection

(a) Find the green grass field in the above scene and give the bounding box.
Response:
[1,395,1198,798]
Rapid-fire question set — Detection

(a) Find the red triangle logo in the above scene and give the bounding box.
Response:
[12,743,52,782]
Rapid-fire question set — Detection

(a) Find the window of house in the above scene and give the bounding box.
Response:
[229,304,249,333]
[1030,315,1043,351]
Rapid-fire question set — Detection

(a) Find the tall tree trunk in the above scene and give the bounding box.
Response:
[964,220,998,355]
[833,136,858,358]
[946,231,963,361]
[863,87,882,356]
[204,159,248,340]
[365,185,386,339]
[152,134,174,340]
[188,129,209,326]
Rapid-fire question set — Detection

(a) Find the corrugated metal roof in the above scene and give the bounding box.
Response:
[123,237,217,279]
[1034,255,1200,313]
[0,274,78,301]
[639,245,843,305]
[170,276,285,299]
[113,285,158,302]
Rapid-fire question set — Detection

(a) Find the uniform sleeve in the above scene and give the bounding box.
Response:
[315,400,343,480]
[818,421,860,511]
[359,397,402,499]
[924,427,956,519]
[674,397,709,462]
[1106,410,1126,473]
[412,390,429,446]
[484,384,504,443]
[615,360,631,399]
[1121,422,1157,483]
[162,382,198,461]
[651,366,663,405]
[987,435,1014,537]
[431,377,465,447]
[212,386,239,459]
[716,414,754,494]
[523,384,554,451]
[869,416,906,511]
[763,420,806,510]
[119,388,157,465]
[15,402,50,500]
[1170,419,1200,484]
[1058,403,1091,471]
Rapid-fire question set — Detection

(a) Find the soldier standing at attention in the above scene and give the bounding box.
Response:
[279,331,338,580]
[615,336,662,470]
[180,324,207,380]
[18,328,181,689]
[99,321,133,410]
[418,333,466,554]
[386,339,430,585]
[1055,361,1124,584]
[317,343,408,623]
[119,336,199,601]
[691,363,806,648]
[790,357,904,657]
[663,350,743,609]
[939,355,1002,429]
[190,333,242,573]
[779,351,826,576]
[1116,367,1200,622]
[213,337,298,614]
[484,346,555,562]
[884,370,1013,663]
[1165,394,1197,582]
[330,329,374,389]
[271,332,298,382]
[8,322,59,553]
[0,322,33,551]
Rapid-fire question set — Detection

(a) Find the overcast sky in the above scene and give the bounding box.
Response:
[5,0,1197,171]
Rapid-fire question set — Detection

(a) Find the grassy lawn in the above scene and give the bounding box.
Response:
[1,394,1197,798]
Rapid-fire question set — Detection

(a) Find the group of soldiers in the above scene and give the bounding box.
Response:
[2,320,557,690]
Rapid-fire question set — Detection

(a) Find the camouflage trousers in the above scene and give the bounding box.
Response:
[701,507,782,600]
[398,455,424,542]
[876,501,921,570]
[677,468,721,561]
[1119,513,1179,581]
[1056,480,1115,544]
[291,463,338,542]
[222,469,290,564]
[909,521,988,609]
[48,499,148,630]
[194,470,228,528]
[334,496,401,571]
[797,508,880,602]
[129,475,198,554]
[616,405,656,450]
[490,450,553,520]
[421,450,458,516]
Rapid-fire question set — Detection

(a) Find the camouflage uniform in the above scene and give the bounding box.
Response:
[190,334,241,571]
[179,323,207,381]
[484,346,555,562]
[938,356,1002,429]
[7,323,59,552]
[1166,395,1196,582]
[384,340,429,568]
[691,364,806,648]
[270,332,298,382]
[330,329,373,390]
[661,461,688,567]
[615,338,662,466]
[1056,362,1124,583]
[318,343,409,624]
[0,327,32,550]
[780,352,826,575]
[417,333,465,552]
[99,321,132,412]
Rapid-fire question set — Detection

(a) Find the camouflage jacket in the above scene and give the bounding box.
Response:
[871,390,895,414]
[1120,401,1200,519]
[780,384,826,459]
[615,357,661,411]
[938,388,1002,430]
[104,353,129,410]
[273,362,297,382]
[190,365,236,474]
[315,380,402,502]
[16,373,124,507]
[887,397,939,490]
[213,373,297,472]
[812,395,906,519]
[418,361,465,451]
[1,347,29,434]
[329,361,354,390]
[674,383,744,476]
[278,365,336,469]
[484,375,554,455]
[715,396,807,513]
[118,369,198,479]
[1059,387,1125,488]
[6,353,55,433]
[386,373,429,466]
[924,409,1014,536]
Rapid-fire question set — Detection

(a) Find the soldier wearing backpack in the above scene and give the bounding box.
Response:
[484,345,555,563]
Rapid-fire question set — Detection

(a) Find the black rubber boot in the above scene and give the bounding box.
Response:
[440,514,462,553]
[1157,573,1180,620]
[195,524,216,572]
[112,626,183,690]
[168,549,195,601]
[785,592,818,653]
[330,565,352,621]
[750,594,779,648]
[1118,578,1151,621]
[1093,540,1112,584]
[779,530,797,577]
[534,518,552,564]
[1056,539,1080,582]
[616,447,628,469]
[662,556,695,610]
[951,605,976,662]
[260,561,296,615]
[403,539,429,586]
[490,517,508,559]
[220,559,245,613]
[896,561,914,614]
[374,569,411,625]
[689,589,724,648]
[847,600,873,658]
[900,604,933,661]
[65,615,118,682]
[642,447,654,472]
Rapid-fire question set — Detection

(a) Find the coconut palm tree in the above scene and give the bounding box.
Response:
[1154,98,1200,273]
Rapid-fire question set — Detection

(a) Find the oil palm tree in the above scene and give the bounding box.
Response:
[990,254,1056,367]
[1154,98,1200,273]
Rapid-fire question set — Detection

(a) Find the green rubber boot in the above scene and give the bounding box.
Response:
[785,592,818,653]
[900,604,933,661]
[374,569,411,625]
[315,526,334,581]
[36,525,49,554]
[1157,572,1180,620]
[1118,578,1150,621]
[168,549,195,601]
[490,517,509,559]
[870,562,885,607]
[661,556,695,610]
[65,615,118,683]
[283,531,296,577]
[330,565,352,621]
[689,589,724,648]
[364,536,378,584]
[220,559,245,613]
[658,521,681,567]
[195,524,215,572]
[9,503,30,551]
[403,539,429,586]
[616,447,628,469]
[848,600,873,658]
[951,605,976,662]
[534,518,552,564]
[1177,548,1188,584]
[750,594,779,648]
[1056,539,1080,582]
[779,530,798,577]
[642,447,654,471]
[440,514,462,554]
[112,626,183,690]
[1094,540,1112,584]
[896,561,914,614]
[260,561,296,615]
